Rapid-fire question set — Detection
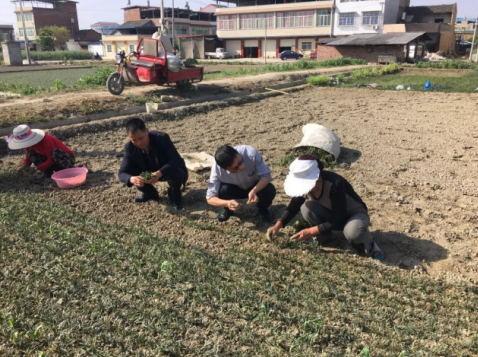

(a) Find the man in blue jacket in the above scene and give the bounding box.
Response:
[118,117,188,211]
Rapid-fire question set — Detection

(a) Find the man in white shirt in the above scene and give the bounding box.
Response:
[206,144,276,222]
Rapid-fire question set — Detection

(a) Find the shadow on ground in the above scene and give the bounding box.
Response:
[373,230,448,269]
[338,146,362,165]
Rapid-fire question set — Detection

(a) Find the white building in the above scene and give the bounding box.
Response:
[333,0,410,36]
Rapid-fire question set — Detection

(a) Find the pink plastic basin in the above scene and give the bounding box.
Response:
[51,167,88,189]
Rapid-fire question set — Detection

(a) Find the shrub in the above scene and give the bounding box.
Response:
[77,67,114,86]
[51,79,67,91]
[307,75,331,86]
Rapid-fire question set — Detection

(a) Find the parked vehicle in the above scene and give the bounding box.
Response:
[106,37,203,96]
[205,48,236,59]
[280,50,304,61]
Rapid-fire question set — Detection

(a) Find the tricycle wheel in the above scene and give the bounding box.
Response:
[106,72,125,95]
[176,79,192,90]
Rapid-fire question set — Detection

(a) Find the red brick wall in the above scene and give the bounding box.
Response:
[33,2,79,39]
[124,8,142,22]
[315,45,342,60]
[316,44,406,63]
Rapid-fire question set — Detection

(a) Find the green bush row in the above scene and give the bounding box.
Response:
[416,60,475,69]
[307,63,400,87]
[23,50,93,61]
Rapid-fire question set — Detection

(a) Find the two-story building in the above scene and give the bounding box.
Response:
[216,0,334,58]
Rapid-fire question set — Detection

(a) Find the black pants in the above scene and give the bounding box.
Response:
[218,182,276,211]
[137,167,188,205]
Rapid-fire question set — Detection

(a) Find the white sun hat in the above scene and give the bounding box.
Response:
[7,124,45,150]
[284,158,321,197]
[295,123,341,160]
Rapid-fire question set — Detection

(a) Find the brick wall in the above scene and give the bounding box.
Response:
[316,44,406,62]
[124,8,142,22]
[33,2,79,39]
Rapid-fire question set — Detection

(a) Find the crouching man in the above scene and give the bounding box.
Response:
[206,144,276,222]
[118,117,188,211]
[8,124,75,178]
[267,155,384,260]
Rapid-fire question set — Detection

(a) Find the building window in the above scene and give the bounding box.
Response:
[191,27,211,35]
[317,9,331,27]
[277,11,314,28]
[301,42,312,51]
[129,44,135,53]
[17,12,33,22]
[26,28,34,36]
[217,15,238,31]
[339,13,355,26]
[107,45,112,53]
[363,11,380,25]
[239,13,274,30]
[175,25,188,35]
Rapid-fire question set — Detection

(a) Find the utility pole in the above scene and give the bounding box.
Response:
[17,0,32,65]
[264,14,267,64]
[160,0,165,34]
[469,21,477,62]
[172,0,175,50]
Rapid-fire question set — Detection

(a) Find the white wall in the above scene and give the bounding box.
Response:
[333,0,398,36]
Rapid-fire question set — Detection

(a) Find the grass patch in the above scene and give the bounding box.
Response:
[1,189,476,355]
[343,70,478,93]
[204,58,366,80]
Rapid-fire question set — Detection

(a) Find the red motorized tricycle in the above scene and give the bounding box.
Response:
[106,36,203,95]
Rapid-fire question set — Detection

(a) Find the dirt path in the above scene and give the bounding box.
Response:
[4,86,475,283]
[0,66,370,127]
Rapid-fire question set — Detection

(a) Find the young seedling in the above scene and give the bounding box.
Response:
[141,171,153,181]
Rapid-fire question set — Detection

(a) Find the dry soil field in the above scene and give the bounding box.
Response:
[3,87,478,282]
[1,86,477,354]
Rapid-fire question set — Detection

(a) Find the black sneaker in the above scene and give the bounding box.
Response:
[217,208,232,222]
[134,194,159,203]
[258,208,273,223]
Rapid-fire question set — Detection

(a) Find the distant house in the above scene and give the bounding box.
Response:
[101,5,218,60]
[91,22,120,36]
[318,32,427,63]
[383,3,458,54]
[11,0,80,43]
[455,17,476,42]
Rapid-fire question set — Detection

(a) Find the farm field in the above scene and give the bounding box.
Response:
[1,86,477,355]
[0,67,99,87]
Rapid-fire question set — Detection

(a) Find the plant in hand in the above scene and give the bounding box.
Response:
[141,171,153,181]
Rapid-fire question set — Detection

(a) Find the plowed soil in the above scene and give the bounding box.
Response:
[2,86,477,283]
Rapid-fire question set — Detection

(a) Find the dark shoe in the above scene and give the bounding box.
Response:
[368,242,385,261]
[134,194,159,203]
[217,208,232,222]
[258,208,273,223]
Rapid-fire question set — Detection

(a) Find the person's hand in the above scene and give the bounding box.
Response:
[266,220,283,240]
[247,188,258,204]
[130,176,145,187]
[145,170,162,185]
[290,226,320,242]
[227,200,240,211]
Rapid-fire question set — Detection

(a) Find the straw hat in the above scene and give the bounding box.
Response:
[284,158,321,197]
[7,125,45,150]
[295,123,341,160]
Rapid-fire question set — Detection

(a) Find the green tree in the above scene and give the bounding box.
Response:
[40,26,70,50]
[38,28,55,51]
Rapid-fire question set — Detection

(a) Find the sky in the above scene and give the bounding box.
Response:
[0,0,476,29]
